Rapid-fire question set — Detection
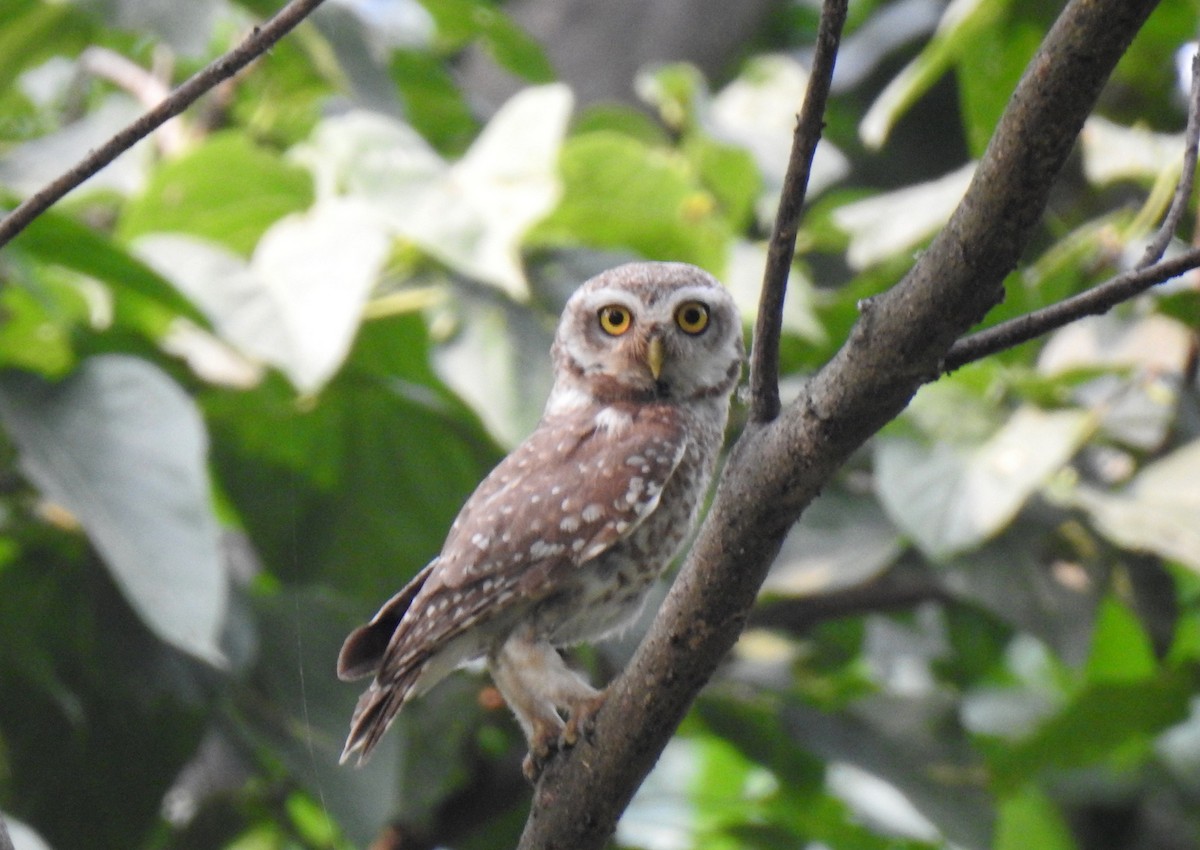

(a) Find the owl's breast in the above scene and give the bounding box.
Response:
[534,406,726,646]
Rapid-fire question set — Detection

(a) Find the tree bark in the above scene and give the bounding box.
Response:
[517,0,1163,847]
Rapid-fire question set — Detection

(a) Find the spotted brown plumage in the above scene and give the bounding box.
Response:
[338,261,744,776]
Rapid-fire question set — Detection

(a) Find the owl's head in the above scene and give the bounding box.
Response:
[547,262,745,410]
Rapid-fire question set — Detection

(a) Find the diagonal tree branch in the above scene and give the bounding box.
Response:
[518,1,1161,848]
[748,0,849,424]
[944,244,1200,371]
[0,0,328,253]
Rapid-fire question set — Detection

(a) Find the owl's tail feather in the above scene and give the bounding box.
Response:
[337,562,434,681]
[339,665,423,765]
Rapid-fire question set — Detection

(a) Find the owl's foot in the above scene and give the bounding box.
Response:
[521,691,608,781]
[523,720,563,782]
[562,689,608,748]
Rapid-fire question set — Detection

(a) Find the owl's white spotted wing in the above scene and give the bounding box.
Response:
[337,401,688,760]
[399,402,683,652]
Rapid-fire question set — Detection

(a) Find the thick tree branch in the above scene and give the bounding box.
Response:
[749,0,848,423]
[518,1,1161,848]
[0,0,328,253]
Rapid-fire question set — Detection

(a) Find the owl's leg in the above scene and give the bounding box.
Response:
[489,627,600,780]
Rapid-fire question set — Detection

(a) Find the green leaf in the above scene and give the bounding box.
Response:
[418,0,554,82]
[0,355,227,664]
[204,313,499,604]
[762,488,902,598]
[684,134,761,231]
[391,49,479,155]
[134,199,391,394]
[118,132,315,256]
[955,0,1050,156]
[573,103,672,146]
[431,285,557,447]
[984,670,1195,791]
[0,278,84,377]
[1085,596,1157,684]
[831,164,975,270]
[0,544,211,849]
[876,405,1094,559]
[227,32,331,145]
[0,96,150,198]
[1110,0,1197,125]
[707,53,849,197]
[940,529,1101,662]
[778,699,993,848]
[0,0,93,96]
[1157,289,1200,328]
[859,0,1009,148]
[1066,438,1200,572]
[995,786,1077,850]
[534,131,732,275]
[10,206,208,331]
[698,696,824,790]
[246,586,485,846]
[294,84,572,298]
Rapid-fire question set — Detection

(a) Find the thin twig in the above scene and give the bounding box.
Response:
[748,0,849,423]
[944,42,1200,372]
[943,245,1200,371]
[0,0,328,252]
[1139,46,1200,267]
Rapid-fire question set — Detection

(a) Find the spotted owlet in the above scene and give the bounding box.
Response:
[337,261,744,777]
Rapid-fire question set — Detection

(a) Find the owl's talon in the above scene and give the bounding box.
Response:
[522,750,546,782]
[562,691,608,748]
[524,723,562,782]
[522,741,558,782]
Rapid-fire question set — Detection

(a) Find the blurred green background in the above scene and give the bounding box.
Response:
[1,0,1199,847]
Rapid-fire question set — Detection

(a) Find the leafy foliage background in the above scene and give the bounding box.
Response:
[1,0,1199,848]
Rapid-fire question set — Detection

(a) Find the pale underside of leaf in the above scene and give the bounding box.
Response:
[0,355,227,664]
[876,406,1094,560]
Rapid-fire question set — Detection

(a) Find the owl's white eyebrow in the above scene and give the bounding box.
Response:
[585,287,639,306]
[666,285,722,303]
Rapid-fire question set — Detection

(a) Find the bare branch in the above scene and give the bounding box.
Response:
[943,245,1200,371]
[748,0,848,423]
[751,558,947,634]
[944,41,1200,372]
[0,0,328,253]
[1140,46,1200,267]
[517,1,1160,848]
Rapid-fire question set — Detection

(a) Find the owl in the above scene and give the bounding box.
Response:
[337,261,744,778]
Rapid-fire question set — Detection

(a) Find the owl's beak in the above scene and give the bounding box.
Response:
[646,336,665,380]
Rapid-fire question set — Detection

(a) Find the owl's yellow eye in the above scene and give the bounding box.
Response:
[598,305,633,336]
[674,301,710,335]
